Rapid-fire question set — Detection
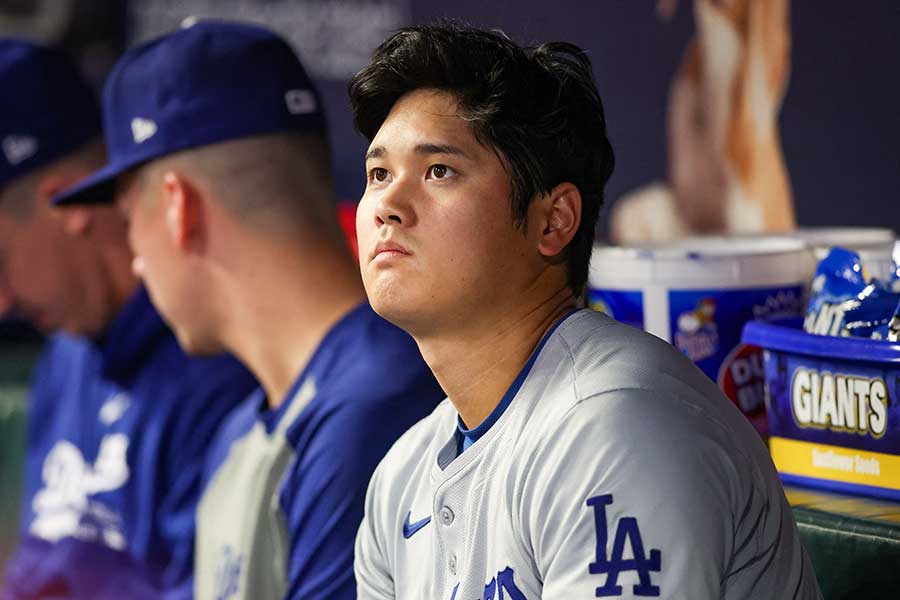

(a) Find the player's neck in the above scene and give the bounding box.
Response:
[218,235,366,407]
[417,287,577,430]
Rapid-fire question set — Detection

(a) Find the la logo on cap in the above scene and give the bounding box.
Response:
[131,117,158,144]
[2,135,38,165]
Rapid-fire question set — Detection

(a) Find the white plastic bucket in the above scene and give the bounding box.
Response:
[588,236,814,434]
[791,227,896,281]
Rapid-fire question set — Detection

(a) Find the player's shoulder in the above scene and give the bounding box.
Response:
[331,302,416,352]
[278,334,445,488]
[558,310,713,388]
[538,310,725,416]
[33,332,95,373]
[151,336,251,384]
[294,303,443,427]
[385,397,456,455]
[202,388,262,485]
[516,310,761,464]
[327,303,429,379]
[277,397,451,525]
[27,333,102,410]
[25,335,101,444]
[136,337,256,406]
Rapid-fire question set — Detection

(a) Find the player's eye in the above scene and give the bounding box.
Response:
[426,164,455,180]
[368,167,391,184]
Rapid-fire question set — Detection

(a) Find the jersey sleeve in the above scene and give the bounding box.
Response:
[519,389,786,599]
[279,402,403,600]
[354,459,395,600]
[153,362,257,591]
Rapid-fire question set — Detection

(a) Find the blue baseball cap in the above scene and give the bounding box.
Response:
[53,20,326,206]
[0,39,101,190]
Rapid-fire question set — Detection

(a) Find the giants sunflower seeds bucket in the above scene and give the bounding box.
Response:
[743,318,900,500]
[588,236,814,434]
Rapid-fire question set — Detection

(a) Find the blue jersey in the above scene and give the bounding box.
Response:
[2,287,257,599]
[194,302,445,600]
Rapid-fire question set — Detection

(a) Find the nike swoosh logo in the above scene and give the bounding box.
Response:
[402,511,431,539]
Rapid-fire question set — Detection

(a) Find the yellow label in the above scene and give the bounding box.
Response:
[769,437,900,490]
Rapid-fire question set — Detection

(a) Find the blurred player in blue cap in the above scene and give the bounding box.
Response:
[0,39,258,598]
[348,24,822,599]
[54,19,445,600]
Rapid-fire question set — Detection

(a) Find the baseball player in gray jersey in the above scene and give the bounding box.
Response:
[348,24,822,599]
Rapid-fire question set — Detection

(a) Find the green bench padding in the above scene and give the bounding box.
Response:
[0,342,39,567]
[787,486,900,598]
[0,396,25,567]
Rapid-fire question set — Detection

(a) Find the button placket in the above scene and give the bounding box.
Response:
[439,506,454,526]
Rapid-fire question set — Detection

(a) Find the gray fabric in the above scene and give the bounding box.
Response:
[355,310,822,599]
[195,378,315,600]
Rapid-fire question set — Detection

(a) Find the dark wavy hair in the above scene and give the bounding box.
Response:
[348,23,615,296]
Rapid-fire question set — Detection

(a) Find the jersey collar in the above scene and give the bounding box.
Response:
[96,285,170,380]
[257,301,370,434]
[454,309,578,456]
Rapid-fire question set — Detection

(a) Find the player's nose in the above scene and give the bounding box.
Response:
[373,177,417,229]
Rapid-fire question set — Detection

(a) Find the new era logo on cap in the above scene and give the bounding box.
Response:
[2,135,38,165]
[131,118,158,144]
[0,40,101,189]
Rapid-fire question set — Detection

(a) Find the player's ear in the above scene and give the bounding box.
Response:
[161,171,204,251]
[37,172,94,237]
[533,182,581,258]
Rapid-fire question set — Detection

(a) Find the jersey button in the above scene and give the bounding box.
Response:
[440,507,454,526]
[448,553,458,576]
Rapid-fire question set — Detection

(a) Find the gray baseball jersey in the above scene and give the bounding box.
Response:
[355,310,822,599]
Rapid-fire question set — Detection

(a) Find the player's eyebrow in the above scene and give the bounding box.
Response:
[413,143,467,158]
[365,146,385,161]
[364,143,469,162]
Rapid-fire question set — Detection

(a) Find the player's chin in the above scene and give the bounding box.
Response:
[365,282,427,334]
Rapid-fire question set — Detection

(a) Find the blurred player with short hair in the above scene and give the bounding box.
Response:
[348,23,822,599]
[55,20,444,600]
[0,39,257,598]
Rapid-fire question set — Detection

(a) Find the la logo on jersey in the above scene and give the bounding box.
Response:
[448,567,527,600]
[29,432,131,550]
[214,545,244,600]
[587,494,661,597]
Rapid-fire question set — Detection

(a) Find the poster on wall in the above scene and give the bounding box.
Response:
[128,0,411,81]
[610,0,794,242]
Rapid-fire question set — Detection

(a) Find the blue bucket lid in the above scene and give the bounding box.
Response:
[742,318,900,364]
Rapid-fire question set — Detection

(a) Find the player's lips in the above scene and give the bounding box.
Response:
[371,240,412,264]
